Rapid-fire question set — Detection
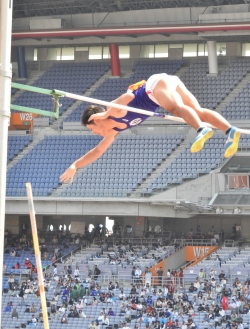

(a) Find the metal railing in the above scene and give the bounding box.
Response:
[171,239,218,247]
[93,233,172,246]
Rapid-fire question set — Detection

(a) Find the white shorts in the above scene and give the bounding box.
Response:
[146,73,180,105]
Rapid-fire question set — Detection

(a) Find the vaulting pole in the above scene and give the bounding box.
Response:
[26,183,50,329]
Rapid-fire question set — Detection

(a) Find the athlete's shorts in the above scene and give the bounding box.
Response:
[145,73,180,105]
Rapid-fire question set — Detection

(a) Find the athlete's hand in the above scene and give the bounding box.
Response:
[60,164,77,184]
[88,112,108,122]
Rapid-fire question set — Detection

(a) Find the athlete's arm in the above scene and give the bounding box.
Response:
[60,131,117,183]
[88,92,134,121]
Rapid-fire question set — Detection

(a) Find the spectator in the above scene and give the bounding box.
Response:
[7,273,15,289]
[95,320,100,329]
[108,281,115,291]
[189,283,197,293]
[108,308,115,316]
[71,285,79,301]
[122,323,131,329]
[10,249,16,257]
[58,305,66,315]
[11,308,18,319]
[145,314,155,325]
[202,313,210,323]
[92,297,98,306]
[29,314,37,326]
[89,321,96,329]
[102,314,109,326]
[209,268,216,279]
[61,314,68,324]
[216,255,222,267]
[229,299,237,311]
[219,271,226,281]
[194,278,200,290]
[219,307,226,320]
[159,315,167,326]
[24,258,31,268]
[178,268,184,287]
[61,293,68,305]
[131,267,136,284]
[30,304,37,313]
[157,267,163,286]
[67,265,72,275]
[145,270,152,286]
[94,265,101,280]
[74,266,80,278]
[135,267,142,283]
[14,262,20,269]
[79,310,87,318]
[198,269,205,282]
[52,265,57,277]
[4,303,12,312]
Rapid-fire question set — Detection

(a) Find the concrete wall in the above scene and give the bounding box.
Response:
[226,42,242,57]
[164,247,186,272]
[151,174,213,202]
[5,199,189,218]
[12,5,248,32]
[5,215,19,235]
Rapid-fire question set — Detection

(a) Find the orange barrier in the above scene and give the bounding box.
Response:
[186,246,218,267]
[9,112,39,130]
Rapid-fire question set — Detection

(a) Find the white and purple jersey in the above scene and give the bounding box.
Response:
[111,83,159,132]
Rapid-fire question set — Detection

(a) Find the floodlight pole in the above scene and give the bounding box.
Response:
[0,0,13,324]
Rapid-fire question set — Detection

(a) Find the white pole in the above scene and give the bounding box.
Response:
[207,41,218,74]
[0,0,13,322]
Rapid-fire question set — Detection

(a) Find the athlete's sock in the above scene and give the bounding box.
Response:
[225,127,231,135]
[197,127,205,134]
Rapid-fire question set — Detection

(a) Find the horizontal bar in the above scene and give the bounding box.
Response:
[11,104,58,118]
[54,89,202,126]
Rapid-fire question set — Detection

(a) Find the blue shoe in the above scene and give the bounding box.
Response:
[190,127,214,153]
[224,126,241,158]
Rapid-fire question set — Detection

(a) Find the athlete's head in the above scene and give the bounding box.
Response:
[81,105,105,125]
[82,105,108,137]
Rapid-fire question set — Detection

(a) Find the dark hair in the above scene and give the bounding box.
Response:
[81,105,105,126]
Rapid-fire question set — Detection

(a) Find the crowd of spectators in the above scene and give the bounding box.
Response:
[4,256,249,329]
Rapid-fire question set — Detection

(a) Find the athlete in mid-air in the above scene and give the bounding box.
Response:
[60,73,240,183]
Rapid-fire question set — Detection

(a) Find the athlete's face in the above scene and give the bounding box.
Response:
[86,120,107,137]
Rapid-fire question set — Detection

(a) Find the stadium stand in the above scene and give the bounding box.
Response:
[2,240,250,329]
[6,133,184,197]
[222,83,250,120]
[7,136,33,164]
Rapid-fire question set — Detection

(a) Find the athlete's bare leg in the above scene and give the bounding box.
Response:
[153,77,240,157]
[153,79,203,130]
[176,80,231,132]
